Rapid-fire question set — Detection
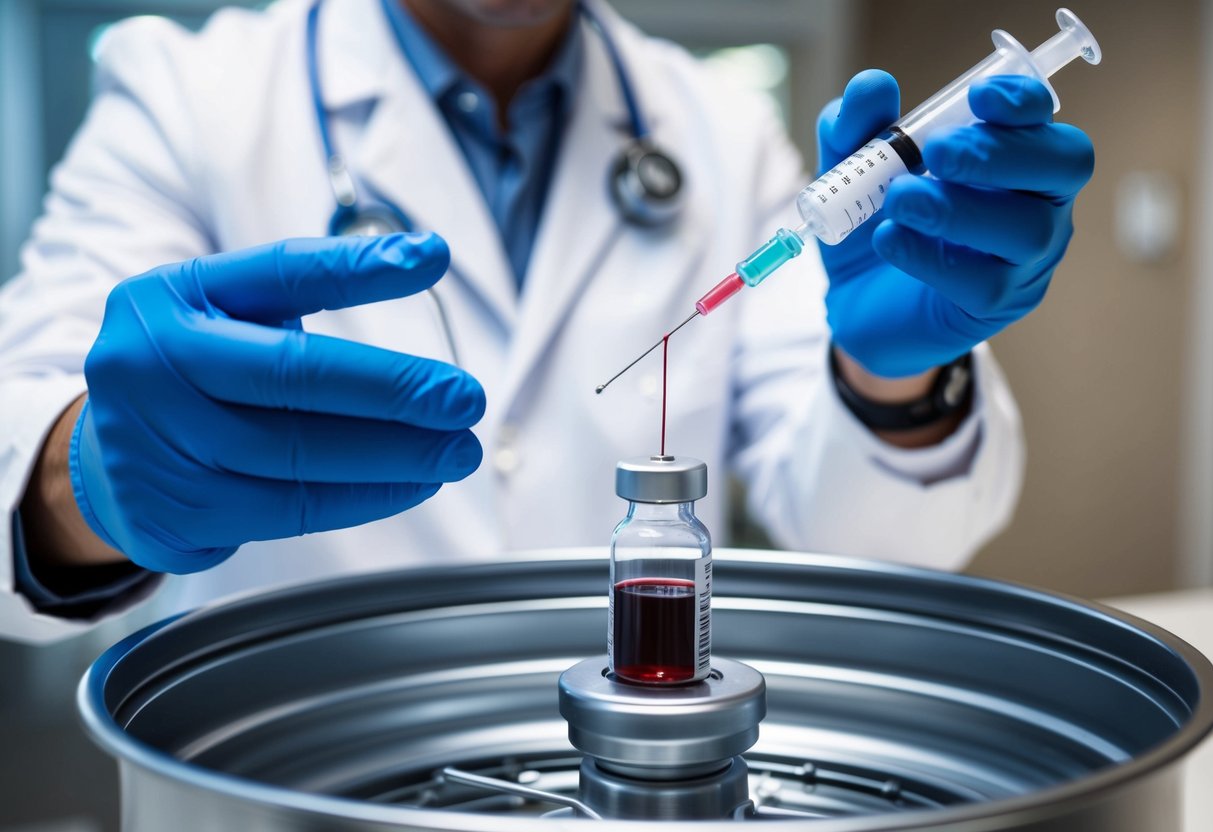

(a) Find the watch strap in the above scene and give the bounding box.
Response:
[830,348,974,432]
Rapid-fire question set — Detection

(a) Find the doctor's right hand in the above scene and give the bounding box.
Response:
[63,234,484,575]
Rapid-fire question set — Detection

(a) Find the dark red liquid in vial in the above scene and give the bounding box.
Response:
[612,578,698,684]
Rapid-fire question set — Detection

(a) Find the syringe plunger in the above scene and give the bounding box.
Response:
[1032,8,1102,78]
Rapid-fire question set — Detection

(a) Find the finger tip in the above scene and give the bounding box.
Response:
[446,432,483,480]
[969,75,1052,125]
[404,362,486,430]
[869,219,904,261]
[397,481,443,512]
[451,373,487,427]
[815,94,844,130]
[414,230,451,264]
[839,67,900,118]
[821,69,901,172]
[464,387,488,427]
[847,68,898,96]
[385,231,451,285]
[884,173,924,201]
[815,95,846,158]
[416,482,442,501]
[882,179,944,234]
[921,138,962,180]
[1058,123,1096,183]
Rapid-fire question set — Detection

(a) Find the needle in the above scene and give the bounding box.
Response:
[595,310,700,394]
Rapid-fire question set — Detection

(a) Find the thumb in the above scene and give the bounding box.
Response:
[816,69,901,174]
[165,232,451,324]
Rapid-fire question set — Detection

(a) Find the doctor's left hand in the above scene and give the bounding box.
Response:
[62,233,485,575]
[817,70,1095,381]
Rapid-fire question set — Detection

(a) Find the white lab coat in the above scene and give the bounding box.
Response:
[0,0,1024,643]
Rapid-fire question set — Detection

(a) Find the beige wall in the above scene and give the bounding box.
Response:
[857,0,1200,597]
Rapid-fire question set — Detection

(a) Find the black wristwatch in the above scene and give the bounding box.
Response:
[830,348,973,432]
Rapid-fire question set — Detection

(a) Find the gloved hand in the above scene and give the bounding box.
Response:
[71,233,485,574]
[817,70,1095,378]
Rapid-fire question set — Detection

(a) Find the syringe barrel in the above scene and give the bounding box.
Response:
[795,47,1032,246]
[897,32,1041,148]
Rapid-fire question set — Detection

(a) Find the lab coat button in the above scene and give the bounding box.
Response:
[495,425,520,475]
[494,446,520,475]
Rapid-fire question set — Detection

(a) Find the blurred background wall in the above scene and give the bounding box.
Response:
[0,1,1208,830]
[856,0,1206,601]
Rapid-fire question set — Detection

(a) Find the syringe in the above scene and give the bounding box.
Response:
[596,7,1100,395]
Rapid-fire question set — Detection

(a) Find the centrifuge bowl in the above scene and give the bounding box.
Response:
[79,549,1213,831]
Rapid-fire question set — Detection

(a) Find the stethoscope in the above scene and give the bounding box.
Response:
[305,0,685,364]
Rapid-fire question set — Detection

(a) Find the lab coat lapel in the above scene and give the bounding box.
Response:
[324,0,516,330]
[498,15,628,410]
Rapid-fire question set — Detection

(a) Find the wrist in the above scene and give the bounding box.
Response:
[19,395,126,568]
[833,348,940,402]
[830,346,973,448]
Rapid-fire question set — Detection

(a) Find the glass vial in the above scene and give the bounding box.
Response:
[608,455,711,685]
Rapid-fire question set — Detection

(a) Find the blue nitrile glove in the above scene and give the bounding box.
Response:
[817,70,1095,378]
[70,234,485,574]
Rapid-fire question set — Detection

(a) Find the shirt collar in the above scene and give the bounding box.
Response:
[527,13,584,111]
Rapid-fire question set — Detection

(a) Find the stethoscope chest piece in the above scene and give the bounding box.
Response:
[610,140,684,228]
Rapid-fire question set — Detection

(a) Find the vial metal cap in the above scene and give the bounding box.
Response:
[616,455,707,503]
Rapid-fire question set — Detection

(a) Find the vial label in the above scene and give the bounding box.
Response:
[801,136,910,244]
[695,556,712,677]
[610,558,711,685]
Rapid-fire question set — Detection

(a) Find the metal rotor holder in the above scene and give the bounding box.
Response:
[559,656,766,819]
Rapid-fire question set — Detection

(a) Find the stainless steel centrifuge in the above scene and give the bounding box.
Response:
[79,549,1213,830]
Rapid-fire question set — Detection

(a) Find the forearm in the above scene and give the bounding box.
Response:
[19,396,125,568]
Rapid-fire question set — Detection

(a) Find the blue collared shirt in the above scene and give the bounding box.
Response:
[380,0,583,286]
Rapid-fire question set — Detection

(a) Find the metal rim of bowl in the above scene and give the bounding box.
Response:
[77,548,1213,831]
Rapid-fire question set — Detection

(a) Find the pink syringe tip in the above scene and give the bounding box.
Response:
[695,273,745,316]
